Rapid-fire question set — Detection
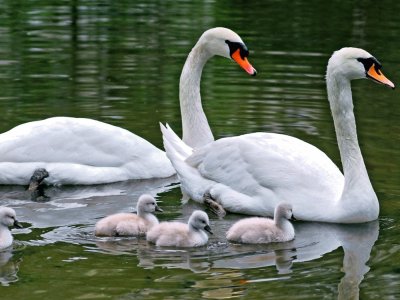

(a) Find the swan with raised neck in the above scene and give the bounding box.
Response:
[180,27,256,148]
[161,47,394,223]
[325,48,394,221]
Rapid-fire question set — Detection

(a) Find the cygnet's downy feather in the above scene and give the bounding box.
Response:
[146,210,212,247]
[0,207,23,249]
[95,194,162,237]
[226,202,295,244]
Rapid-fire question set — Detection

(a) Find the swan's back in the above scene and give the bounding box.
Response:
[189,132,344,207]
[0,117,175,184]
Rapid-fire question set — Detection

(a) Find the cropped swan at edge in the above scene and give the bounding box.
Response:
[0,27,255,185]
[161,47,394,223]
[0,207,23,250]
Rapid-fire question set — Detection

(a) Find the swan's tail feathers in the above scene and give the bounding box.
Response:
[160,122,195,178]
[160,123,193,160]
[160,123,213,203]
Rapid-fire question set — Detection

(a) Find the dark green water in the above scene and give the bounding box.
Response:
[0,0,399,299]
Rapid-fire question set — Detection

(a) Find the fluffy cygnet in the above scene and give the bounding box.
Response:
[95,194,162,237]
[226,202,295,244]
[146,210,213,247]
[0,207,23,250]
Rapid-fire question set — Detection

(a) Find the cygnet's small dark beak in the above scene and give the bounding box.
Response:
[204,225,213,235]
[155,205,163,212]
[14,219,23,229]
[290,215,297,221]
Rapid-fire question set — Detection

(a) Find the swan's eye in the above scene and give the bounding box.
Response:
[225,40,249,60]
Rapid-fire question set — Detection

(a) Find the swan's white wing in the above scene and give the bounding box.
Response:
[188,132,344,208]
[0,117,175,184]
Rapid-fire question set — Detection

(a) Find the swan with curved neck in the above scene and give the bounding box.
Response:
[179,27,256,148]
[0,28,255,185]
[161,47,394,223]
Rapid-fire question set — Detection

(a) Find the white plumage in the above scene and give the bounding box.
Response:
[178,27,256,148]
[94,194,162,237]
[146,210,212,247]
[0,117,175,185]
[162,47,395,223]
[0,28,255,186]
[0,207,22,250]
[226,202,295,244]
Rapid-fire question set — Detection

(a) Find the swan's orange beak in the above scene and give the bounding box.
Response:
[367,64,395,89]
[232,49,257,76]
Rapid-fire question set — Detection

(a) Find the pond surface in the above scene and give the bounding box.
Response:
[0,0,399,299]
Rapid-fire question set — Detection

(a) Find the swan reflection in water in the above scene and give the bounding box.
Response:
[95,217,378,299]
[214,220,378,300]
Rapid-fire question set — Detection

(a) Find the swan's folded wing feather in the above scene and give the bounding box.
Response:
[0,117,161,166]
[188,132,344,201]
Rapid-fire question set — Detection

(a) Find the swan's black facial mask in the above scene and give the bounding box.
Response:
[225,40,249,59]
[225,40,257,76]
[357,57,395,89]
[357,57,381,73]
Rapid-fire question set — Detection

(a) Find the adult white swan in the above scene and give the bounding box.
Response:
[178,27,256,148]
[0,28,255,186]
[0,117,174,186]
[161,47,395,223]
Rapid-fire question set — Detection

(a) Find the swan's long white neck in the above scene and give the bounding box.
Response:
[180,43,214,148]
[326,70,378,220]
